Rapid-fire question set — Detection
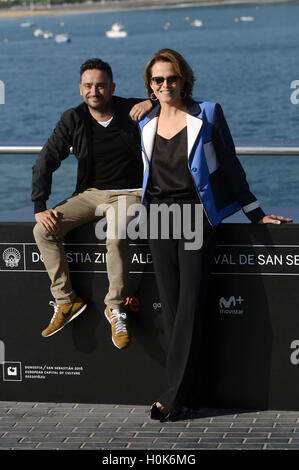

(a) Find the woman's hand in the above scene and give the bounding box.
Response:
[129,100,153,121]
[257,214,293,224]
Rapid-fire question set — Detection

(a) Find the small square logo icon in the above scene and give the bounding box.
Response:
[3,362,22,381]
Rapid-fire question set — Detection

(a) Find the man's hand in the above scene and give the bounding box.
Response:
[129,100,153,121]
[35,209,59,233]
[257,214,293,224]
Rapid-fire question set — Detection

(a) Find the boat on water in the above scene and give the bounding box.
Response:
[190,19,203,27]
[240,16,255,21]
[43,30,53,39]
[105,23,127,38]
[20,21,35,28]
[33,29,43,38]
[55,33,71,43]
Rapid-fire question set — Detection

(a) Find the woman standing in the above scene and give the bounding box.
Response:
[137,49,291,420]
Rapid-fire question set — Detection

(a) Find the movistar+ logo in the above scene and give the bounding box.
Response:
[219,296,244,315]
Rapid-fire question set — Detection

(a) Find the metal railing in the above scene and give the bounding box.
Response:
[1,146,299,155]
[0,146,44,155]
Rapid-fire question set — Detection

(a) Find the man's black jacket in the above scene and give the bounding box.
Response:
[32,96,143,213]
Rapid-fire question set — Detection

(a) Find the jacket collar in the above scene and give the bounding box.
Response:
[74,102,90,120]
[187,97,202,116]
[142,97,203,161]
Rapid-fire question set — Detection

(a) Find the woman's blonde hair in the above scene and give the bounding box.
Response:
[143,48,195,98]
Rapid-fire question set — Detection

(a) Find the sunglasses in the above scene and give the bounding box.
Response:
[150,75,180,85]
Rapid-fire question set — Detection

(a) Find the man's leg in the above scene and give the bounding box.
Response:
[103,190,142,349]
[33,191,102,337]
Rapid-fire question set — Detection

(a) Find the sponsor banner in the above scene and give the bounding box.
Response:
[213,244,299,275]
[3,223,299,409]
[0,242,153,273]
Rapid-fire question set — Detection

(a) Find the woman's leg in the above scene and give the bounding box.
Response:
[149,201,214,413]
[172,216,216,410]
[148,237,180,345]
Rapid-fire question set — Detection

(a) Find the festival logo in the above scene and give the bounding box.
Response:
[2,247,21,268]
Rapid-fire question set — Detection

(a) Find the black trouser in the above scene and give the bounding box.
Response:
[148,197,215,412]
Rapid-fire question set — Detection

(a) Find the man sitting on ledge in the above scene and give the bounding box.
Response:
[32,58,152,348]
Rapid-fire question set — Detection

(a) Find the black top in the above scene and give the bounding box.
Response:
[147,127,198,199]
[90,115,143,190]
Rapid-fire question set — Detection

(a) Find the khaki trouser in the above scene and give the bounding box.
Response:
[33,188,142,307]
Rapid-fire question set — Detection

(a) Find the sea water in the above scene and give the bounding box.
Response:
[0,1,299,214]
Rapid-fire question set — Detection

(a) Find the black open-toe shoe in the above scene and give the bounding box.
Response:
[150,402,169,421]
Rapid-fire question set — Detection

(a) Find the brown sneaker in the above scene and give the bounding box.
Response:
[42,297,87,337]
[104,307,131,349]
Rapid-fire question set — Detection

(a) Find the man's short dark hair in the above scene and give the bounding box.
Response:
[80,58,113,82]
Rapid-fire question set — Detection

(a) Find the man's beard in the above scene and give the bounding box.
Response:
[87,97,105,111]
[86,93,112,112]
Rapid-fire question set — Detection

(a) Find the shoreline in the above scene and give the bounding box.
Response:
[0,0,295,19]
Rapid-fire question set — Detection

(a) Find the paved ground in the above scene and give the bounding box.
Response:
[1,401,299,451]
